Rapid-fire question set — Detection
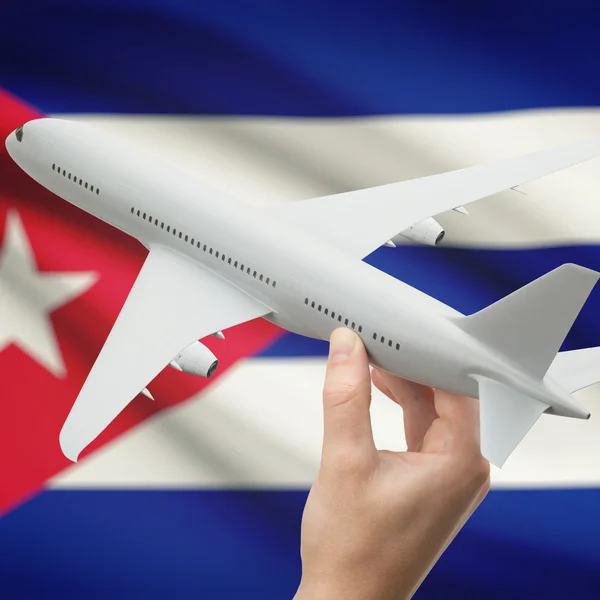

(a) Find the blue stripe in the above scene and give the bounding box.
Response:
[259,244,600,357]
[0,489,598,599]
[1,0,600,114]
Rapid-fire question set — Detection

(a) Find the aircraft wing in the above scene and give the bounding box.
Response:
[267,137,600,259]
[59,245,272,462]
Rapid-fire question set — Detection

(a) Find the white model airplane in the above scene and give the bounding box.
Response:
[7,119,600,467]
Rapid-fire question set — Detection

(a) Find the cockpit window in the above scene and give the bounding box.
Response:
[15,126,23,142]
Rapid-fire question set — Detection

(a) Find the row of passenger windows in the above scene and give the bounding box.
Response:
[131,207,276,288]
[373,332,400,350]
[52,164,100,195]
[304,298,363,332]
[304,298,400,351]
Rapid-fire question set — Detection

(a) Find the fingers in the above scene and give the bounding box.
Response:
[432,388,479,427]
[322,328,377,467]
[372,368,437,452]
[421,390,481,457]
[372,368,483,461]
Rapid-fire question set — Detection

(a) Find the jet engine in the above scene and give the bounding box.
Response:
[393,217,445,246]
[170,341,218,377]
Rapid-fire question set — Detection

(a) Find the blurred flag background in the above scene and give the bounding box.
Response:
[1,1,600,598]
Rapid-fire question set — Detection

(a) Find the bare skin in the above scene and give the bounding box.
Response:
[294,328,490,600]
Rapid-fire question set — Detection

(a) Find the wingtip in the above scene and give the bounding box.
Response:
[65,452,80,464]
[482,452,506,469]
[59,426,82,463]
[59,439,80,463]
[563,263,600,285]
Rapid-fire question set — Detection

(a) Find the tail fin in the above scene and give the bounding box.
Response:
[457,264,599,378]
[548,347,600,393]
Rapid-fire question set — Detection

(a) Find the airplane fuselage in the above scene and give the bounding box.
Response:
[5,119,587,420]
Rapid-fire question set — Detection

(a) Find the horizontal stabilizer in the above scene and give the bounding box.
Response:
[473,376,548,467]
[548,347,600,393]
[457,264,599,379]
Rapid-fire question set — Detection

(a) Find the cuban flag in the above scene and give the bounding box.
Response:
[1,2,600,598]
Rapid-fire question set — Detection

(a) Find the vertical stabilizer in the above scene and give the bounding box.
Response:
[457,264,599,378]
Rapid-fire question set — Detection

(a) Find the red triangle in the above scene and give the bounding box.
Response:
[0,88,284,514]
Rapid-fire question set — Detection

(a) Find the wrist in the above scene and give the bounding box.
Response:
[294,577,360,600]
[294,573,411,600]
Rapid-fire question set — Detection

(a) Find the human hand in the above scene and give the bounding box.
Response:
[295,328,490,600]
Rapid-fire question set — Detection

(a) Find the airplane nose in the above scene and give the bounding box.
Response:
[5,124,27,162]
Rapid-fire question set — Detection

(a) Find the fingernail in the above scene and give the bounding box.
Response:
[329,328,357,363]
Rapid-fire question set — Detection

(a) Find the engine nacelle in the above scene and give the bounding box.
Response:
[394,217,445,246]
[171,341,218,378]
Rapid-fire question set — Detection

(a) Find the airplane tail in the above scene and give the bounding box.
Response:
[457,263,600,379]
[471,375,549,467]
[455,264,600,467]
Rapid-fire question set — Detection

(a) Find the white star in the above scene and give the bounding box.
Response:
[0,210,97,377]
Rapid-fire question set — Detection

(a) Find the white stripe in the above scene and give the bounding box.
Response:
[48,111,600,490]
[57,110,600,247]
[50,358,600,489]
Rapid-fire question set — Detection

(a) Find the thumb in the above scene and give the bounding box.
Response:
[322,328,376,463]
